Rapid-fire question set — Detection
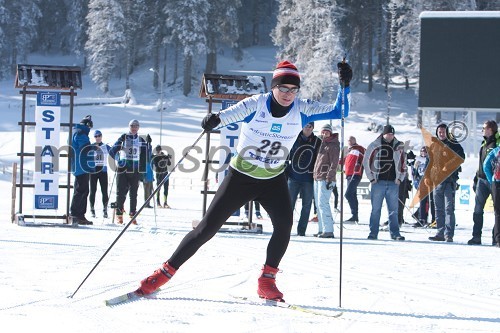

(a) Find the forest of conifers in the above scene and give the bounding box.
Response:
[1,0,498,96]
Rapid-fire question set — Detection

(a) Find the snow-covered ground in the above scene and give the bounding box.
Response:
[0,47,499,332]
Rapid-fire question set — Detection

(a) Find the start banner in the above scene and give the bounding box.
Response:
[34,92,61,209]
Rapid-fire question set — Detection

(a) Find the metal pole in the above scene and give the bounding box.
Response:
[159,73,164,146]
[202,97,212,216]
[149,68,164,145]
[339,85,345,309]
[19,85,27,214]
[67,88,75,223]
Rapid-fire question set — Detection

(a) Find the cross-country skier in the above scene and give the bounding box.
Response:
[136,60,352,301]
[109,119,148,224]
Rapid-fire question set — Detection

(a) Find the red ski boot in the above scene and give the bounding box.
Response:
[257,265,284,301]
[136,262,177,295]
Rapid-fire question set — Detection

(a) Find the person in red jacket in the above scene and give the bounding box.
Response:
[344,136,365,222]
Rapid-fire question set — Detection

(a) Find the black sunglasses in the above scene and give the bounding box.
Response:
[276,85,300,94]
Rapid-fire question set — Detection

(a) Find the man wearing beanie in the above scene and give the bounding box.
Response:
[312,123,340,238]
[136,60,352,302]
[362,124,406,241]
[70,115,95,225]
[109,119,148,224]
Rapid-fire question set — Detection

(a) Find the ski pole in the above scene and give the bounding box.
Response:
[338,56,348,309]
[69,130,207,298]
[105,170,117,223]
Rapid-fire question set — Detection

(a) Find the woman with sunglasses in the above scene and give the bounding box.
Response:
[137,60,352,302]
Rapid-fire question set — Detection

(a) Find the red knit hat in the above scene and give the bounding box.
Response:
[271,60,301,88]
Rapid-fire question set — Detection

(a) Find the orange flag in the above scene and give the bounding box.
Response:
[410,127,465,208]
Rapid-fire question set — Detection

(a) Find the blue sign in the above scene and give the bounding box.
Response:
[37,92,61,106]
[35,195,58,209]
[459,184,470,205]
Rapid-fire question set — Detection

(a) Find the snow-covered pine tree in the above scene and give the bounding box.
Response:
[0,0,9,79]
[144,0,169,90]
[165,0,209,96]
[273,0,343,100]
[85,0,126,93]
[65,0,88,57]
[7,0,42,72]
[118,0,147,89]
[205,0,241,74]
[392,0,421,87]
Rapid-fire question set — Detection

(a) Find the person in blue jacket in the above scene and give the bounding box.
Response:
[142,135,155,208]
[70,115,95,225]
[482,145,500,247]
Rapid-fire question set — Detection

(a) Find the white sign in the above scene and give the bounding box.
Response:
[34,92,61,209]
[217,100,240,184]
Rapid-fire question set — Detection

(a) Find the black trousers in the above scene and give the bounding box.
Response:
[70,173,89,217]
[116,170,140,214]
[491,182,500,244]
[155,172,169,203]
[89,171,108,209]
[168,167,293,269]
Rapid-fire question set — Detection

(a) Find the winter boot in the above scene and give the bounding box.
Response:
[90,208,96,218]
[129,212,138,225]
[346,215,358,222]
[163,202,171,209]
[256,211,263,219]
[137,262,177,295]
[257,265,284,301]
[467,237,481,245]
[116,208,124,224]
[103,209,108,219]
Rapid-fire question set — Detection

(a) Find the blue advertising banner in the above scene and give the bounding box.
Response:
[459,184,470,205]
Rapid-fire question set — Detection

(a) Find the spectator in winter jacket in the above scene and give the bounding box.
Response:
[286,121,321,236]
[362,124,406,241]
[109,119,148,224]
[482,145,500,247]
[152,144,172,208]
[343,136,365,222]
[142,136,155,208]
[468,120,500,245]
[70,115,95,225]
[89,129,111,219]
[312,123,340,238]
[428,123,465,243]
[411,146,431,227]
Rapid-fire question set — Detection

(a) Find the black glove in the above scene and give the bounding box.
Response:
[201,113,221,131]
[473,175,478,192]
[146,134,152,143]
[337,62,352,87]
[326,181,336,190]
